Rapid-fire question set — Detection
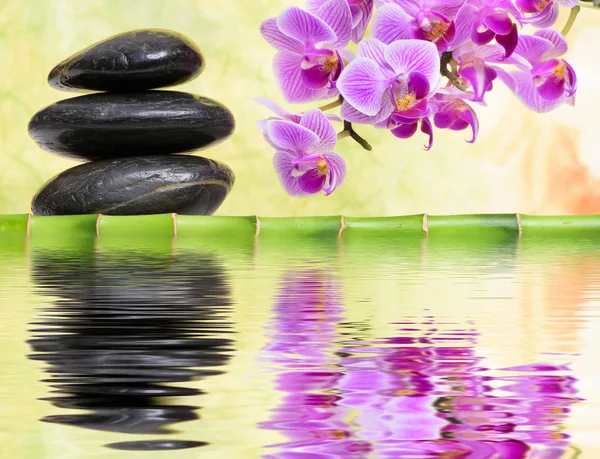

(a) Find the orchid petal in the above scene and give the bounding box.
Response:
[298,167,326,193]
[483,11,512,35]
[511,70,565,112]
[434,0,466,18]
[373,3,412,44]
[315,0,353,48]
[535,28,568,59]
[457,106,478,143]
[274,51,328,103]
[451,4,478,49]
[385,39,441,84]
[300,109,337,150]
[458,61,497,102]
[301,61,333,89]
[350,0,374,42]
[305,0,328,14]
[341,99,390,124]
[337,58,389,116]
[357,38,392,73]
[391,121,419,139]
[514,34,554,65]
[253,97,300,123]
[273,151,309,196]
[523,3,559,28]
[421,117,434,150]
[496,23,519,58]
[408,72,431,99]
[537,75,566,100]
[471,27,495,45]
[277,7,337,47]
[260,18,305,54]
[323,151,347,194]
[266,119,320,154]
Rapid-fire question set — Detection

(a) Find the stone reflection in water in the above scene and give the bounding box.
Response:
[262,270,580,458]
[28,245,233,451]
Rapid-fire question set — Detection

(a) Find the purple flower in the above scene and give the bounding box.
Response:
[260,0,353,103]
[452,42,522,102]
[499,28,577,112]
[261,108,346,196]
[516,0,580,28]
[307,0,374,43]
[453,0,521,58]
[337,38,441,148]
[431,92,479,143]
[373,0,464,51]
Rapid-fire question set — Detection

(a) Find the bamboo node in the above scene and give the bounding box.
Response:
[26,213,32,237]
[95,214,103,237]
[255,216,261,237]
[422,214,429,234]
[172,213,178,237]
[516,213,523,236]
[338,215,347,238]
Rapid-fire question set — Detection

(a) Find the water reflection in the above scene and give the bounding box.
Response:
[28,242,233,451]
[262,268,581,458]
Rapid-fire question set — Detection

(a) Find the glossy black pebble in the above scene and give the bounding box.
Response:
[48,29,205,92]
[31,156,235,216]
[28,91,235,161]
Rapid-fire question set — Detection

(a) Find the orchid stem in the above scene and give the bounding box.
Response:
[440,52,466,91]
[319,97,343,112]
[338,121,373,151]
[562,5,581,36]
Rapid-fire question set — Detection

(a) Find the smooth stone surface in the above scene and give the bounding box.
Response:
[31,156,235,216]
[28,91,235,161]
[48,29,205,92]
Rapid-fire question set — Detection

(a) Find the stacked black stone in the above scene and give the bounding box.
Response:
[28,29,235,216]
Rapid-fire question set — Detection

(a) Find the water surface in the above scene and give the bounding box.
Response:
[1,234,599,458]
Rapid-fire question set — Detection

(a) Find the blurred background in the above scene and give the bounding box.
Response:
[0,0,599,217]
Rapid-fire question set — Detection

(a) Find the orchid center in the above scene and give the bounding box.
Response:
[534,0,551,11]
[554,60,567,79]
[316,158,330,175]
[396,92,417,111]
[423,17,449,41]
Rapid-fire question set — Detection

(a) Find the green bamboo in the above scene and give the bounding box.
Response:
[97,214,174,238]
[520,214,600,236]
[258,216,342,236]
[0,214,28,234]
[426,214,520,239]
[29,215,98,238]
[176,215,256,238]
[343,215,425,233]
[0,214,599,239]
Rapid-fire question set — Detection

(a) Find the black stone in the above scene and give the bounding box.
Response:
[28,91,235,161]
[31,156,235,216]
[48,29,205,92]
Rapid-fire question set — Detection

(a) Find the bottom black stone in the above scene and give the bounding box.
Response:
[31,155,235,216]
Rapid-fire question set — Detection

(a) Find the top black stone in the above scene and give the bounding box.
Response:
[48,29,205,92]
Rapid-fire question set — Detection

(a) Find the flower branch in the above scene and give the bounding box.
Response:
[257,0,584,198]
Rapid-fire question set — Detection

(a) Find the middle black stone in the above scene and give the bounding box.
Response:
[28,91,235,161]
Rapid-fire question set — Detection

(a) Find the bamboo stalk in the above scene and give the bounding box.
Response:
[1,214,600,239]
[519,215,600,236]
[343,215,425,233]
[28,215,99,238]
[0,214,28,234]
[427,214,520,238]
[97,214,175,238]
[176,215,257,238]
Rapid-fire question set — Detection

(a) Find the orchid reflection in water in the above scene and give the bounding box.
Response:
[257,0,585,197]
[260,269,581,458]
